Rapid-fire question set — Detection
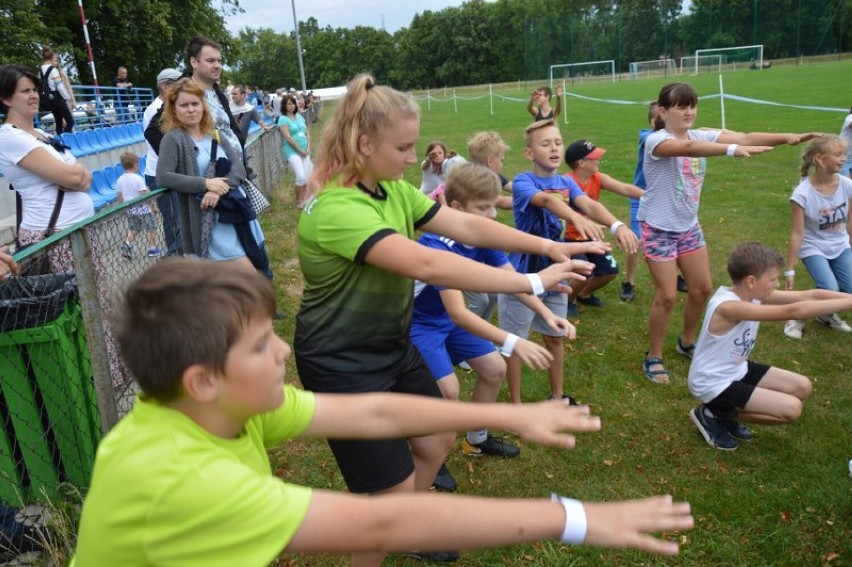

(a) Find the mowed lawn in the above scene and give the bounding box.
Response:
[265,61,851,566]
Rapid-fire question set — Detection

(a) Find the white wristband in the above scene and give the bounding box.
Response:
[784,270,795,277]
[500,333,519,357]
[726,144,738,157]
[551,493,587,545]
[525,273,545,296]
[609,221,625,236]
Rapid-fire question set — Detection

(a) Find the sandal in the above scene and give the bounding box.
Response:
[643,354,670,384]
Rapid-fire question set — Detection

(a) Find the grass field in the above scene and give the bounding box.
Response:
[265,61,851,566]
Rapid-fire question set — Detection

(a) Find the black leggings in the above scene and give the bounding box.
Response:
[50,100,75,134]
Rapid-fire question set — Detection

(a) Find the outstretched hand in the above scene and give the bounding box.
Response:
[551,240,611,261]
[734,145,774,158]
[614,225,640,254]
[582,496,694,555]
[787,132,822,146]
[510,401,600,449]
[513,338,554,370]
[537,259,594,292]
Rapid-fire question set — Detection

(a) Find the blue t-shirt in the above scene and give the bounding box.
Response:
[509,171,585,273]
[412,233,509,329]
[632,128,653,189]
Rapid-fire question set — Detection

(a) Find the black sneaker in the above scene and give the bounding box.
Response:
[677,274,689,293]
[462,434,520,458]
[619,281,635,301]
[675,336,696,359]
[549,393,579,405]
[576,294,604,307]
[565,301,580,318]
[432,463,457,492]
[402,550,461,563]
[724,419,754,441]
[689,405,738,451]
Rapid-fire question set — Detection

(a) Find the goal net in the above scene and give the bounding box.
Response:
[629,58,678,79]
[692,45,764,75]
[549,60,616,86]
[679,54,724,75]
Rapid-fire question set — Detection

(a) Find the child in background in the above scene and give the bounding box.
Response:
[420,140,448,194]
[500,119,623,404]
[527,84,563,121]
[638,81,820,384]
[783,135,852,339]
[117,152,161,259]
[426,152,467,205]
[564,139,643,310]
[464,131,516,322]
[72,259,694,565]
[411,164,576,471]
[688,242,852,451]
[840,106,852,179]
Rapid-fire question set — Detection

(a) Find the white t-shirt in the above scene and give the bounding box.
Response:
[688,286,761,403]
[117,172,151,215]
[638,128,721,232]
[0,124,94,230]
[142,97,164,177]
[840,114,852,164]
[39,63,70,101]
[789,175,852,260]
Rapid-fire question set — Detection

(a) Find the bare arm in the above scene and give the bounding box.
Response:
[289,491,691,556]
[599,173,644,199]
[573,194,639,254]
[17,147,91,191]
[717,131,822,147]
[714,293,852,326]
[440,288,555,369]
[529,190,606,241]
[786,202,805,290]
[0,246,20,280]
[364,233,588,293]
[553,84,563,119]
[422,205,607,263]
[653,138,773,159]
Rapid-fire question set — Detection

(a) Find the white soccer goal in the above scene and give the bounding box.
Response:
[693,45,764,75]
[629,58,678,79]
[679,54,723,75]
[549,60,616,86]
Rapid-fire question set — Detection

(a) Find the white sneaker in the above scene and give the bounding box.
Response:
[815,313,852,332]
[784,319,804,340]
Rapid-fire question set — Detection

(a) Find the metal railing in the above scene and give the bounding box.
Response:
[0,128,288,507]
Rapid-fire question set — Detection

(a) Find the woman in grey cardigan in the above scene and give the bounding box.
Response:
[156,78,266,272]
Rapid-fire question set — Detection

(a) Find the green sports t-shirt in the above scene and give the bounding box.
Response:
[295,179,440,391]
[70,385,315,567]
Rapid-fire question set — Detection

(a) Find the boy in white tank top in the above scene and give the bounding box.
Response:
[687,242,852,451]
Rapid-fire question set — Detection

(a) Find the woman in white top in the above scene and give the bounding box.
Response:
[39,46,76,134]
[0,64,93,270]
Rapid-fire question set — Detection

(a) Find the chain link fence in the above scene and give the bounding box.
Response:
[0,128,287,516]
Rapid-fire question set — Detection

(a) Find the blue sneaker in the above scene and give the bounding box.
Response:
[725,419,754,441]
[565,302,580,318]
[147,247,162,257]
[690,405,738,451]
[121,242,132,259]
[576,294,604,307]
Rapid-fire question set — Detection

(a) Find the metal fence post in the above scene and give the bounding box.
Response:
[69,228,119,432]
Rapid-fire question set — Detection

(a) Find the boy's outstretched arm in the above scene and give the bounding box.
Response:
[304,392,600,449]
[288,491,692,556]
[530,191,606,241]
[440,289,555,370]
[573,194,640,254]
[600,173,644,200]
[716,293,852,323]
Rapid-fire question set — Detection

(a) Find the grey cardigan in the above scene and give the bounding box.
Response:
[156,129,246,256]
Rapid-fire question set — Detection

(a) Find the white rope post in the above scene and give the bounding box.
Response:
[718,75,726,130]
[562,79,569,125]
[453,89,458,113]
[427,90,431,111]
[489,84,494,115]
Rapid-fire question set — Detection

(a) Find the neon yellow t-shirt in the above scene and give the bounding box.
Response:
[71,385,315,566]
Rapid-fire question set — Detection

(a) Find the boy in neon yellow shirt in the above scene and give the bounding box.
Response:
[71,258,693,565]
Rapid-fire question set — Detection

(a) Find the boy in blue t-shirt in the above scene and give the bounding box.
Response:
[500,119,635,404]
[411,164,577,487]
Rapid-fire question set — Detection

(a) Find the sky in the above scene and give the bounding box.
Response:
[223,0,475,35]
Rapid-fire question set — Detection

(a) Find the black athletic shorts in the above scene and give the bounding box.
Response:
[320,351,443,493]
[706,361,771,418]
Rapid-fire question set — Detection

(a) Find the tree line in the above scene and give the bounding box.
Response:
[2,0,848,92]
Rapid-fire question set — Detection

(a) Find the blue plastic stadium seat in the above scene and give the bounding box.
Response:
[60,132,85,158]
[138,155,147,174]
[93,128,112,150]
[89,169,118,210]
[104,164,119,191]
[131,122,144,142]
[81,129,107,154]
[73,130,96,156]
